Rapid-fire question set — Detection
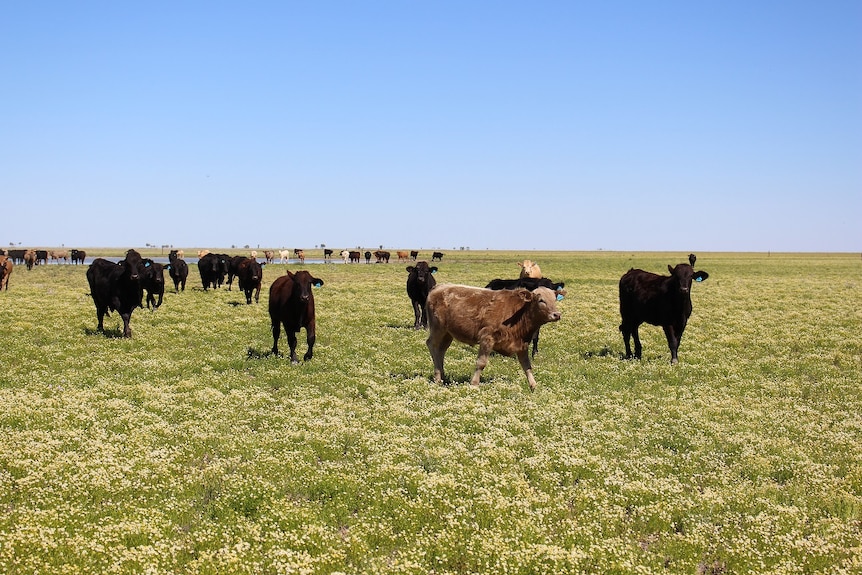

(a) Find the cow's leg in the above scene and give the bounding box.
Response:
[287,330,300,364]
[470,335,495,386]
[517,349,538,391]
[620,322,634,359]
[531,328,540,358]
[120,312,132,338]
[303,321,316,361]
[412,301,423,329]
[96,306,107,332]
[426,330,452,383]
[663,325,681,364]
[254,285,260,303]
[271,320,282,355]
[632,326,642,359]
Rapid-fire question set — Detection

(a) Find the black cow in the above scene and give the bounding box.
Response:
[406,261,438,329]
[619,259,709,364]
[364,251,372,264]
[198,252,227,290]
[141,259,165,309]
[6,249,25,264]
[431,251,444,261]
[226,255,248,290]
[35,250,48,266]
[70,249,86,264]
[410,250,419,261]
[324,249,333,261]
[485,276,567,357]
[166,253,188,292]
[349,251,361,263]
[269,270,324,362]
[238,258,264,304]
[86,253,145,337]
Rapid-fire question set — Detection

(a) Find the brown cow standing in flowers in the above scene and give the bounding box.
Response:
[425,284,562,391]
[269,270,324,362]
[618,258,709,364]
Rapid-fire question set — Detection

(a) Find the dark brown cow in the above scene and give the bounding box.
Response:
[0,256,13,290]
[425,284,562,390]
[269,270,324,362]
[406,261,438,329]
[410,250,419,261]
[349,251,361,263]
[374,250,390,263]
[431,251,444,262]
[619,259,709,364]
[86,251,146,337]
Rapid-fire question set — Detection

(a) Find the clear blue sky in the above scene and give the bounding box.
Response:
[2,1,860,252]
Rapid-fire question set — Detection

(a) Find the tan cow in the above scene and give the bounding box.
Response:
[397,251,410,262]
[0,256,13,290]
[425,284,562,391]
[264,250,274,264]
[50,249,69,264]
[518,259,542,279]
[279,249,291,264]
[23,250,37,270]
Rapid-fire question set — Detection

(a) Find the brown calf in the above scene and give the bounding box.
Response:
[518,259,542,279]
[425,284,561,391]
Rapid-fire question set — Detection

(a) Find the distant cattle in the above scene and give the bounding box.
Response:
[269,270,324,362]
[425,284,562,390]
[0,256,13,290]
[485,277,566,357]
[619,259,709,364]
[279,249,291,264]
[340,250,350,263]
[406,261,438,329]
[70,249,86,264]
[166,253,189,292]
[349,251,361,263]
[431,251,444,262]
[141,259,165,309]
[264,250,275,264]
[50,250,68,264]
[518,259,542,279]
[197,249,210,259]
[374,250,390,263]
[410,250,419,261]
[324,249,333,261]
[5,249,25,264]
[238,258,264,304]
[86,251,145,337]
[397,251,409,262]
[294,249,305,264]
[364,251,372,264]
[23,250,37,270]
[35,250,48,266]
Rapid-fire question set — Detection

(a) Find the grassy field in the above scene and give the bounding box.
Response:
[0,250,860,574]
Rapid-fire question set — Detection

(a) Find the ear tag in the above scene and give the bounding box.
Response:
[431,270,436,274]
[314,282,322,288]
[695,277,703,282]
[556,294,565,301]
[145,262,151,267]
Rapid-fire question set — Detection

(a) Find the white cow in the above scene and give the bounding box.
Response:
[279,249,291,264]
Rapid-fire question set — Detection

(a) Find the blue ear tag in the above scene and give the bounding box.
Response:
[145,262,151,267]
[431,270,436,274]
[695,277,703,282]
[556,294,564,301]
[314,282,322,288]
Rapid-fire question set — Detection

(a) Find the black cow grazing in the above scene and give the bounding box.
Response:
[364,251,372,264]
[410,250,419,261]
[619,259,709,364]
[431,251,444,262]
[485,277,567,357]
[141,259,165,309]
[198,252,220,290]
[406,261,438,329]
[86,253,145,337]
[238,258,264,304]
[269,270,324,362]
[166,253,188,292]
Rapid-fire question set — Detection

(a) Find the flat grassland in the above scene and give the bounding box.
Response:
[1,251,860,574]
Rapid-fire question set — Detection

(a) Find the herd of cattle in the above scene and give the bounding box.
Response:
[2,247,709,390]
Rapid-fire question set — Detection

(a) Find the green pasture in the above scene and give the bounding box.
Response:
[0,250,860,574]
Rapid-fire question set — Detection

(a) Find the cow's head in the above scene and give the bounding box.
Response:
[523,286,562,323]
[288,271,324,301]
[668,264,709,295]
[407,262,437,283]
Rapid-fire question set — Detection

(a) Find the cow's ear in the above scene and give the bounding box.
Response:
[313,278,324,288]
[519,289,533,302]
[694,271,709,282]
[406,266,415,273]
[668,264,674,274]
[430,267,438,274]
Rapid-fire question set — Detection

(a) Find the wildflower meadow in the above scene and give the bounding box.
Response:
[0,250,859,574]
